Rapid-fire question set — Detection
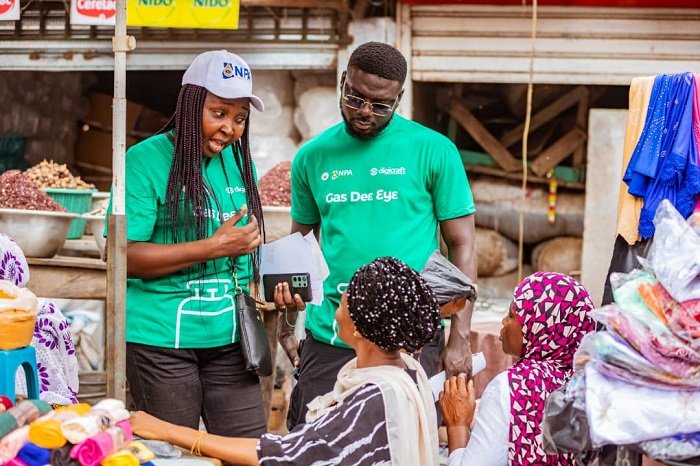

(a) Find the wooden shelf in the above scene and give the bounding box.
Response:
[26,255,106,300]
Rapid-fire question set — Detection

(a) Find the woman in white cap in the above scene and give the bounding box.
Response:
[107,50,287,437]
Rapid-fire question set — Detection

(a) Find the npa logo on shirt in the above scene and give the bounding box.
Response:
[225,186,245,194]
[321,169,353,181]
[370,166,406,176]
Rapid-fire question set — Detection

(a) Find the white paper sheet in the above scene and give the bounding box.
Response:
[430,352,486,402]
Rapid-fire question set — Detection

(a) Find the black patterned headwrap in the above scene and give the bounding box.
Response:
[346,257,440,352]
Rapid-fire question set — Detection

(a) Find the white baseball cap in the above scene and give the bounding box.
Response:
[182,50,264,112]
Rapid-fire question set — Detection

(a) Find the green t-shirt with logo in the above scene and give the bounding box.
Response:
[107,133,253,349]
[291,114,476,348]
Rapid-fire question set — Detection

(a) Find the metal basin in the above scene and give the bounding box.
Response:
[83,214,106,256]
[0,208,77,258]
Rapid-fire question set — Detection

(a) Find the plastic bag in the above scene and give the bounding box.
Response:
[593,304,700,380]
[0,280,38,312]
[639,281,700,349]
[602,235,653,307]
[575,331,696,389]
[542,374,592,454]
[647,199,700,303]
[640,433,700,462]
[420,250,476,305]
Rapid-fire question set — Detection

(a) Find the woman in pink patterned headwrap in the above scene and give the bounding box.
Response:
[441,272,596,466]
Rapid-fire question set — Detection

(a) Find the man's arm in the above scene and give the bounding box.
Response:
[277,219,320,367]
[293,220,320,242]
[440,214,477,376]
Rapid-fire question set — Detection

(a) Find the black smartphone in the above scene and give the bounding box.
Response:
[263,273,313,303]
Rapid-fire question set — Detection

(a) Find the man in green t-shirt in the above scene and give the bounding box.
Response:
[278,42,477,428]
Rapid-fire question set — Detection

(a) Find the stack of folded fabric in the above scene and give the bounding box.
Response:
[0,399,156,466]
[574,200,700,462]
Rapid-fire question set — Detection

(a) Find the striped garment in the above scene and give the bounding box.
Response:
[257,383,392,465]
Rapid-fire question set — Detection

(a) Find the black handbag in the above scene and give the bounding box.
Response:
[233,268,273,377]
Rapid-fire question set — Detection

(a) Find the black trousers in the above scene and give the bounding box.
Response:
[127,342,266,438]
[287,328,445,430]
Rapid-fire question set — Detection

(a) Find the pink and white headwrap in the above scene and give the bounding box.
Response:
[507,272,595,466]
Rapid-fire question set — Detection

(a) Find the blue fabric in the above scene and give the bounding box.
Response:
[623,74,672,197]
[623,72,699,239]
[638,73,699,238]
[672,432,700,442]
[16,442,51,466]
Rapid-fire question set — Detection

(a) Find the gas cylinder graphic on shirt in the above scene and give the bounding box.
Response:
[175,279,236,349]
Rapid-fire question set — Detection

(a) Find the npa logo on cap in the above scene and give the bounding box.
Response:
[221,62,251,80]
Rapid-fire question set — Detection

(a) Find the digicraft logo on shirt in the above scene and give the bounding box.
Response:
[370,167,406,176]
[225,186,246,194]
[321,169,353,181]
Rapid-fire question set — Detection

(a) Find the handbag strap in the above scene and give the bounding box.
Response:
[231,265,243,296]
[201,177,244,297]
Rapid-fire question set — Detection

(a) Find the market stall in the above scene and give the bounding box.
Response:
[0,0,354,410]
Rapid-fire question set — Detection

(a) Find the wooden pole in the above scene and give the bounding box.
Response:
[106,0,134,402]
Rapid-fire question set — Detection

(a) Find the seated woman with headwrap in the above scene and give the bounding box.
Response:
[0,234,79,405]
[440,272,596,466]
[131,257,441,465]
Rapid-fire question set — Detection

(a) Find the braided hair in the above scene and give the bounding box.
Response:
[346,257,440,353]
[232,117,265,280]
[161,84,265,281]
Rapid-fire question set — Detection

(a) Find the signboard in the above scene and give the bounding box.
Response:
[0,0,20,21]
[127,0,239,29]
[70,0,116,26]
[399,0,700,6]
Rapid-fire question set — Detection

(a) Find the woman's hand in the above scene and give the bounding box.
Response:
[275,282,306,367]
[130,411,172,442]
[440,374,476,428]
[210,205,262,258]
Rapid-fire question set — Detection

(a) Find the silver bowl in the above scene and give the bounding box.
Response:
[0,208,78,258]
[83,214,106,256]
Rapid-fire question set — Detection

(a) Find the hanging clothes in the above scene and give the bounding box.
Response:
[623,74,673,198]
[616,76,655,245]
[692,75,700,213]
[623,72,700,239]
[639,74,699,238]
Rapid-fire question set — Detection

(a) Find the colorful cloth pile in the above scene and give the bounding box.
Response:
[0,399,155,466]
[574,200,700,461]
